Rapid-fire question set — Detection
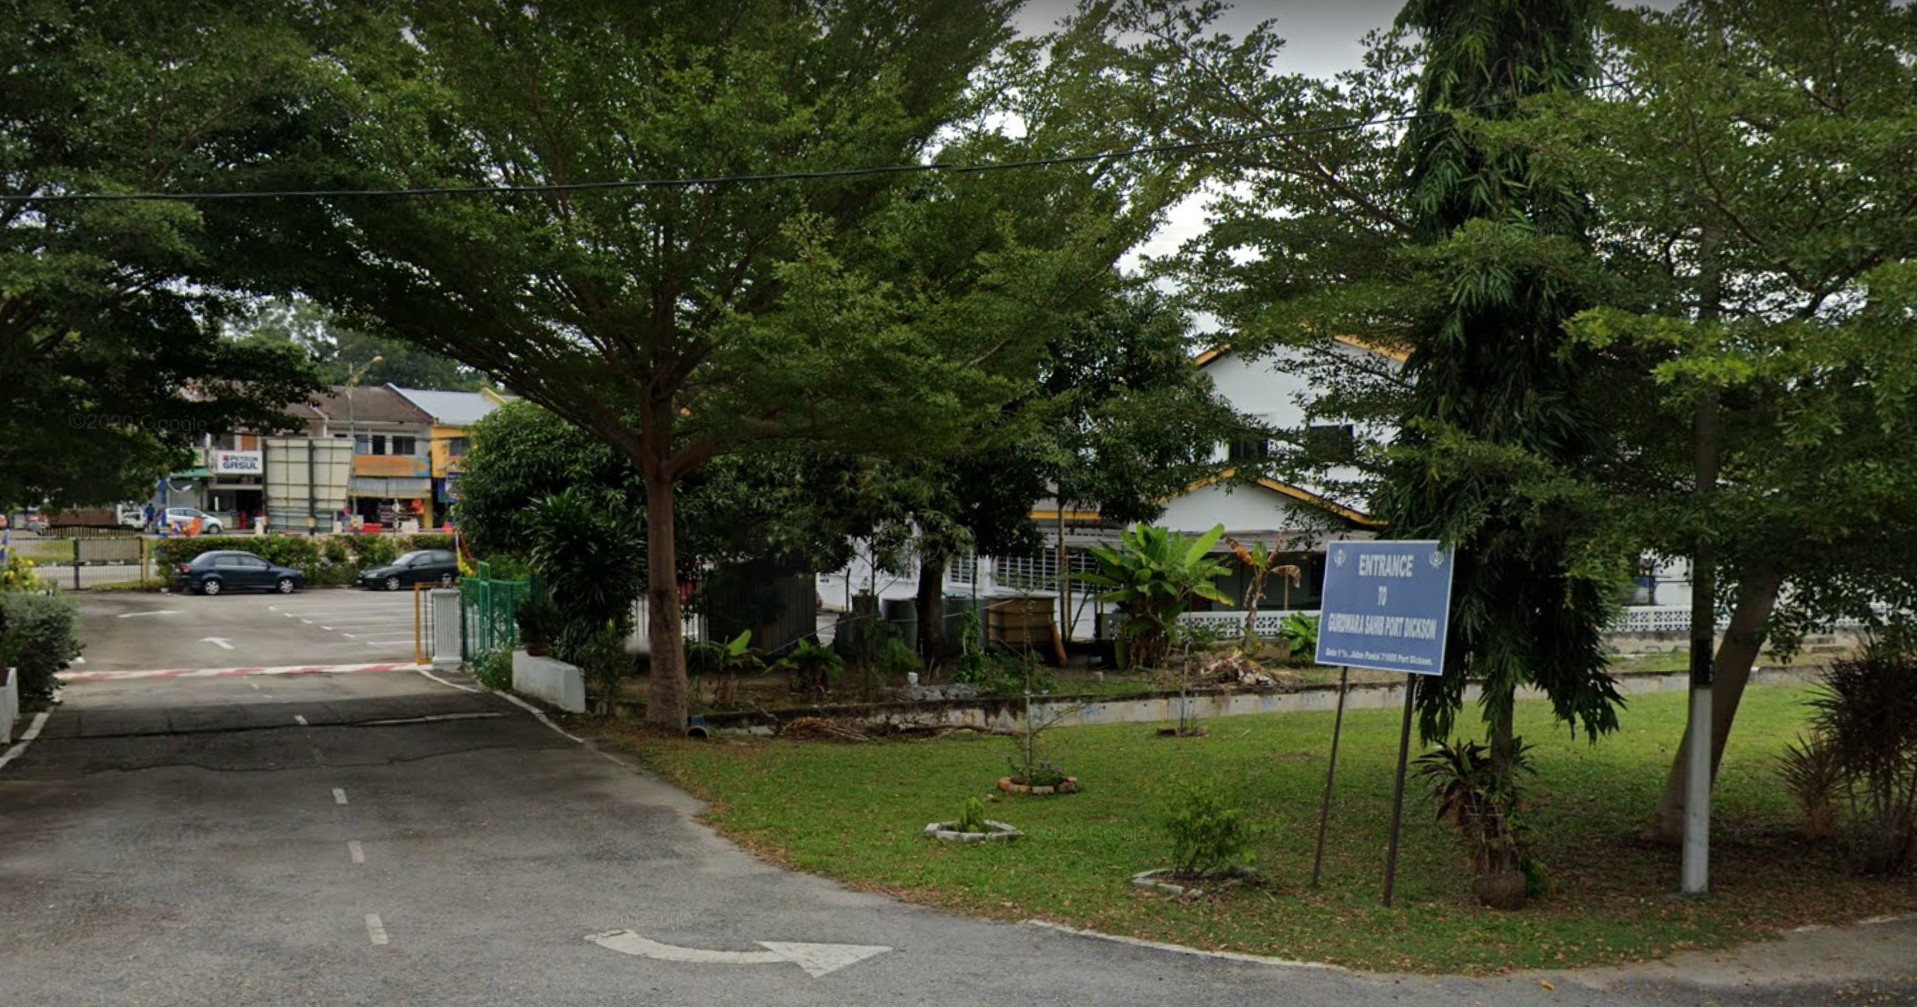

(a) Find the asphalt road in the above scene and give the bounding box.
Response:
[3,668,1912,1006]
[71,587,428,671]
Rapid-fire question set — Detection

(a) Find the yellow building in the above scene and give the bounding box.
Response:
[390,387,513,525]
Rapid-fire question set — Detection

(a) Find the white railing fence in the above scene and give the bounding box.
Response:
[1174,605,1884,641]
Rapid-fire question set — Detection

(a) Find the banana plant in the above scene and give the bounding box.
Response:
[1079,523,1232,669]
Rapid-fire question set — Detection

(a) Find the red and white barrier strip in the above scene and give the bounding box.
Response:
[57,662,416,683]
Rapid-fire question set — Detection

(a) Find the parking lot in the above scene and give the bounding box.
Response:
[70,586,430,672]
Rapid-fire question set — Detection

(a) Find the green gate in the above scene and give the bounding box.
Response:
[459,561,533,663]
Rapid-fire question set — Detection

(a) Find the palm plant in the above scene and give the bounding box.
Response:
[1807,644,1917,874]
[1223,537,1301,655]
[1080,523,1232,669]
[687,630,763,707]
[1415,737,1539,908]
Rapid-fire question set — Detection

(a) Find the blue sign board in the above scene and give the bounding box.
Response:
[1314,539,1456,676]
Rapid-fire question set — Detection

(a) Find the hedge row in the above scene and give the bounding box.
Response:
[1,590,81,708]
[152,533,456,586]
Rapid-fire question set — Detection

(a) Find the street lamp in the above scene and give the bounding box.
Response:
[344,355,382,528]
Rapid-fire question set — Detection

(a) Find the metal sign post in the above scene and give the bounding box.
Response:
[1382,674,1419,907]
[1309,665,1350,888]
[1311,540,1456,905]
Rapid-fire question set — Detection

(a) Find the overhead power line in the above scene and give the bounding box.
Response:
[0,83,1620,204]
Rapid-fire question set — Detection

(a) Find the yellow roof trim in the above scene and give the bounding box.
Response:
[1332,334,1411,363]
[1172,468,1384,529]
[1029,508,1104,523]
[1192,345,1230,368]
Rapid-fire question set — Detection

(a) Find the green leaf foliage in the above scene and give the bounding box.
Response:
[1,2,326,508]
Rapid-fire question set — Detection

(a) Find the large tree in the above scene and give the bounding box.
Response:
[1516,0,1917,841]
[0,1,323,509]
[237,297,486,392]
[1378,0,1627,756]
[265,2,1188,729]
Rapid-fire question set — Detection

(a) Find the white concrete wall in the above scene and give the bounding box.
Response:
[511,651,586,713]
[1,666,17,745]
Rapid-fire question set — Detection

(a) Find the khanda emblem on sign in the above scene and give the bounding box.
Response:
[1429,551,1446,569]
[1333,548,1348,567]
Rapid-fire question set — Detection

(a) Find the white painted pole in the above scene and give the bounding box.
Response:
[1681,686,1711,894]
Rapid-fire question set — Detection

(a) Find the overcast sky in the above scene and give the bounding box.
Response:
[1012,1,1677,274]
[1016,1,1406,81]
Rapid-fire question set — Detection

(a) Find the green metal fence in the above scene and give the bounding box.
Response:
[459,561,532,663]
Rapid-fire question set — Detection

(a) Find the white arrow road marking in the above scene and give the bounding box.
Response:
[199,637,235,650]
[585,930,891,978]
[116,610,180,619]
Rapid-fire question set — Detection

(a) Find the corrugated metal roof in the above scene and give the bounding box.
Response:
[285,385,431,425]
[388,387,500,427]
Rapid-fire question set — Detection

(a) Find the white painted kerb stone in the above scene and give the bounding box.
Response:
[512,650,587,713]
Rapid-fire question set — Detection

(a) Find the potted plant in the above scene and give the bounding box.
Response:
[1415,738,1541,909]
[515,597,561,657]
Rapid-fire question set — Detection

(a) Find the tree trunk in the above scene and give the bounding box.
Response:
[1646,567,1784,843]
[917,555,945,672]
[643,462,689,732]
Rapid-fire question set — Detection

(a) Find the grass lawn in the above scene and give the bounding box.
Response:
[592,683,1917,974]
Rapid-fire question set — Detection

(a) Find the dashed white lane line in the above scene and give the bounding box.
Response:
[311,747,324,765]
[333,788,349,805]
[0,711,52,772]
[366,914,389,945]
[294,714,309,726]
[361,640,415,646]
[249,682,261,690]
[348,840,365,864]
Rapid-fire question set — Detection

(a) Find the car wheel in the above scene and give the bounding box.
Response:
[201,578,222,596]
[206,523,222,535]
[384,575,401,591]
[276,577,296,594]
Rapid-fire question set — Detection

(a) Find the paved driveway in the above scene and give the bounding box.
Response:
[2,669,1912,1006]
[70,588,428,672]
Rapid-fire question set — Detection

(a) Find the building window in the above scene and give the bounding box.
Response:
[1303,423,1357,465]
[1226,414,1274,463]
[354,434,372,454]
[446,437,471,457]
[370,435,388,455]
[392,436,418,456]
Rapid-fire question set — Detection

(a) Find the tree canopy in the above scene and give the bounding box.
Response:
[0,1,324,508]
[244,1,1197,728]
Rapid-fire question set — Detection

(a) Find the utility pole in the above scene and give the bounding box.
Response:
[1683,228,1723,896]
[344,355,382,529]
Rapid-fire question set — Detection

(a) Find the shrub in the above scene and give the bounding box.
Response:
[1159,777,1260,878]
[953,795,991,834]
[1777,733,1844,842]
[0,591,82,707]
[1277,613,1319,664]
[777,638,842,698]
[474,648,514,691]
[1808,641,1917,875]
[2,552,47,592]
